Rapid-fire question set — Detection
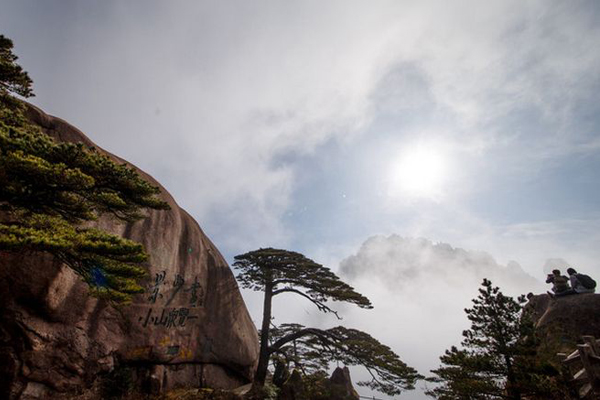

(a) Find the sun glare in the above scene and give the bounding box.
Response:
[388,144,448,201]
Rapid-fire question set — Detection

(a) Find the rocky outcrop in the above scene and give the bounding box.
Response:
[0,104,259,399]
[276,367,359,400]
[278,370,307,400]
[526,293,600,355]
[324,367,359,400]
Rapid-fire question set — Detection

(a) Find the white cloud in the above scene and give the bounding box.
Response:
[340,235,542,296]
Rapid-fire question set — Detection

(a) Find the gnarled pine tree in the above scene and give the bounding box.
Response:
[233,248,420,396]
[0,34,170,303]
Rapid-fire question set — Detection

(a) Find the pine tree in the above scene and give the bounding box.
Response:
[233,248,421,396]
[426,279,558,400]
[0,34,170,304]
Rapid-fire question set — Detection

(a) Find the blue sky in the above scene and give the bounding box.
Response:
[3,1,600,398]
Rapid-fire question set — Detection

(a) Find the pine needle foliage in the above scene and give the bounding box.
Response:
[269,323,422,396]
[0,34,170,304]
[426,279,558,400]
[234,248,372,315]
[0,35,33,99]
[0,34,33,126]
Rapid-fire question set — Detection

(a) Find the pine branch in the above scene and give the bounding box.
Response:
[272,287,342,319]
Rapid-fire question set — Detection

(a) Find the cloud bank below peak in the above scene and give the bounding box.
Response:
[340,235,544,297]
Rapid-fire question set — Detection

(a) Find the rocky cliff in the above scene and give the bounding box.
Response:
[526,293,600,355]
[0,104,259,399]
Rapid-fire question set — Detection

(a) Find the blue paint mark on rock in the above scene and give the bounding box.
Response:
[91,266,108,287]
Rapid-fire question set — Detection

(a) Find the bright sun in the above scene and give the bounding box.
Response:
[388,144,448,200]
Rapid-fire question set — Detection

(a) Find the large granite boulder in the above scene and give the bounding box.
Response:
[526,293,600,356]
[0,104,259,399]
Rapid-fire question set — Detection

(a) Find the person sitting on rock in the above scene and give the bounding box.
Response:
[546,269,573,297]
[566,267,596,294]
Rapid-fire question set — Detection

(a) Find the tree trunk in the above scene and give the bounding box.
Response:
[504,355,521,400]
[254,282,274,386]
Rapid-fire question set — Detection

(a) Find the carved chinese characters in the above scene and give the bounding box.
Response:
[139,270,204,329]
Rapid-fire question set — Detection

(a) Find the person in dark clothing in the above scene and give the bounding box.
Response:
[566,267,596,294]
[546,269,574,297]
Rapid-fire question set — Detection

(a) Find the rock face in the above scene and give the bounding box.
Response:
[0,104,259,399]
[325,367,359,400]
[276,367,359,400]
[278,370,307,400]
[526,293,600,354]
